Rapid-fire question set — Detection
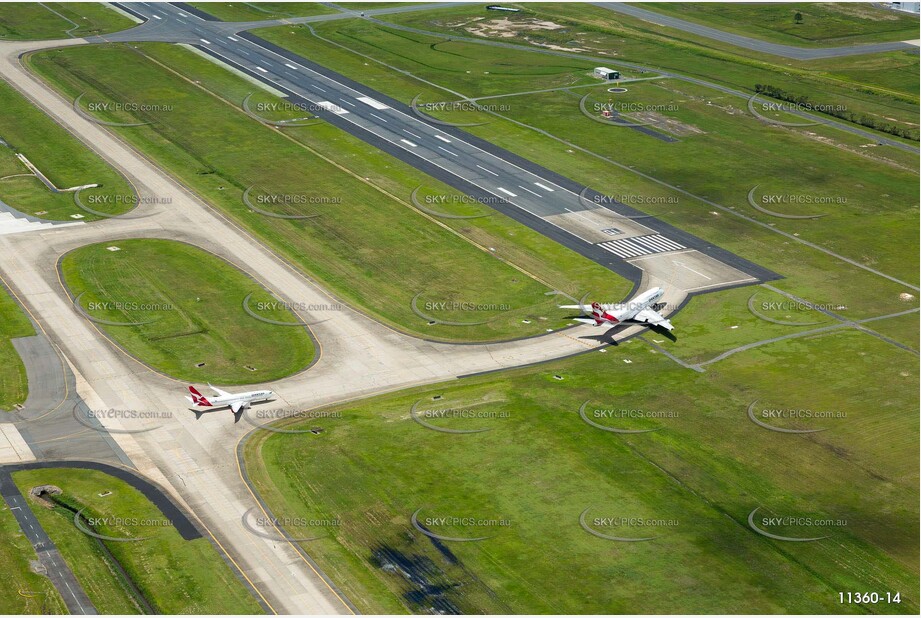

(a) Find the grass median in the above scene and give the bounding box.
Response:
[243,289,919,613]
[13,467,263,614]
[29,42,632,342]
[60,238,315,385]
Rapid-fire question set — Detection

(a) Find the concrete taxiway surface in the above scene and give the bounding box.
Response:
[596,2,919,60]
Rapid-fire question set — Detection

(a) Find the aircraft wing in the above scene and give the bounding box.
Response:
[229,400,248,414]
[572,317,600,326]
[209,383,232,397]
[632,308,674,331]
[558,304,588,310]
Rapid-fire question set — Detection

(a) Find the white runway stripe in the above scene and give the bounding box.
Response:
[598,234,686,259]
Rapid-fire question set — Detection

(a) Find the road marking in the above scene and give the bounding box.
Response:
[152,14,161,19]
[312,85,327,92]
[239,49,250,56]
[497,187,517,197]
[284,63,297,69]
[356,96,389,110]
[534,182,555,192]
[598,234,685,259]
[437,146,458,157]
[476,164,498,176]
[255,66,268,73]
[369,112,388,123]
[434,134,451,143]
[316,101,348,114]
[400,139,418,147]
[199,38,211,44]
[178,11,188,16]
[673,260,712,280]
[227,35,238,41]
[518,185,541,197]
[339,98,356,107]
[402,129,421,139]
[176,18,186,24]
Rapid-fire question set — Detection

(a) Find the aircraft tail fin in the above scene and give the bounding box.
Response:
[188,385,213,407]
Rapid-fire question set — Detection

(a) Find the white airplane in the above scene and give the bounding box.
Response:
[560,287,675,331]
[186,384,274,421]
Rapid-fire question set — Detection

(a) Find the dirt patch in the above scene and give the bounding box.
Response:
[630,111,704,137]
[464,16,567,38]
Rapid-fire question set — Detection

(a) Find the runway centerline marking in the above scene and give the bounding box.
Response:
[518,185,541,197]
[400,139,418,147]
[497,187,517,197]
[476,164,498,176]
[534,182,555,192]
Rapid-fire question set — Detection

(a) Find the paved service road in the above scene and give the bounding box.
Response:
[0,468,97,614]
[596,2,919,60]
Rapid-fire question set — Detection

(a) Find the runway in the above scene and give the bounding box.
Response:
[95,1,776,289]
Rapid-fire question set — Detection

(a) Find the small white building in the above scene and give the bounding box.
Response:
[890,1,920,12]
[593,67,620,80]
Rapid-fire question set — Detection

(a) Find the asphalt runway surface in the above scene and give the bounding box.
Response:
[99,1,777,290]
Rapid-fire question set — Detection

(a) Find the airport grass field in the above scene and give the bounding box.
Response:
[187,2,337,21]
[383,4,918,122]
[640,3,921,46]
[244,288,919,613]
[28,42,634,342]
[0,497,66,614]
[249,16,919,322]
[59,239,315,384]
[0,3,133,40]
[12,467,263,614]
[0,281,34,411]
[0,79,135,221]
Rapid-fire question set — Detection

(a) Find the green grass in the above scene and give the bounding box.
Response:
[0,2,134,39]
[0,499,67,613]
[639,3,921,47]
[29,42,632,342]
[244,288,919,613]
[0,79,136,221]
[188,2,338,21]
[12,468,263,614]
[59,239,315,385]
[0,280,34,411]
[385,3,918,115]
[247,17,919,321]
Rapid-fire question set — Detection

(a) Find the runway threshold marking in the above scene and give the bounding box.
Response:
[316,101,348,114]
[356,96,389,110]
[534,182,555,192]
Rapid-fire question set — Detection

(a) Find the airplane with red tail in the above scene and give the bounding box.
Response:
[560,287,674,331]
[186,384,274,422]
